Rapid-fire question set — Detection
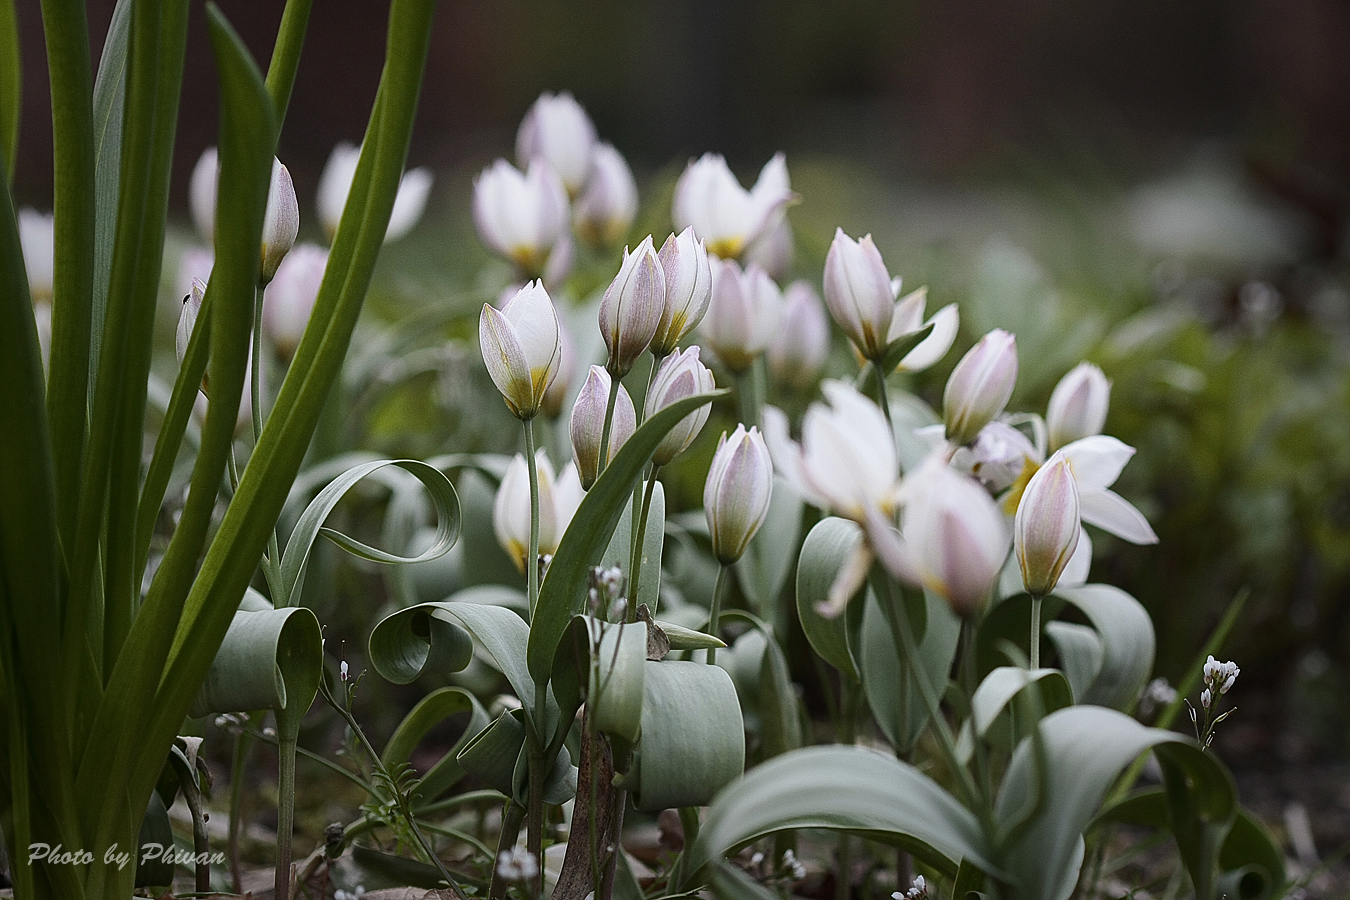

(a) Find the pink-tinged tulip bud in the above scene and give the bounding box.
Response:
[704,425,774,564]
[701,259,783,372]
[18,209,54,304]
[672,153,796,260]
[574,143,637,248]
[570,366,637,489]
[1014,454,1081,597]
[479,281,562,420]
[886,287,959,374]
[494,451,559,571]
[600,235,666,376]
[189,147,219,244]
[1047,362,1110,452]
[176,278,207,368]
[768,281,829,389]
[541,317,576,420]
[943,329,1018,445]
[473,158,570,278]
[647,346,716,466]
[317,142,433,243]
[516,92,598,198]
[652,227,713,357]
[823,229,895,360]
[260,159,299,284]
[263,243,328,357]
[899,456,1010,618]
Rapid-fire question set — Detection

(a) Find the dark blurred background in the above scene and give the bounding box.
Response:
[12,0,1350,215]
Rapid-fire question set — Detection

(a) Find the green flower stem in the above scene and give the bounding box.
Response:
[524,413,546,896]
[874,571,988,830]
[672,805,702,889]
[526,730,546,898]
[524,416,541,616]
[871,358,895,447]
[490,800,527,900]
[834,679,860,900]
[228,729,254,891]
[1029,595,1043,670]
[961,620,993,807]
[706,563,730,665]
[626,466,660,619]
[597,368,621,478]
[252,283,286,605]
[274,731,298,900]
[262,0,313,122]
[734,359,765,428]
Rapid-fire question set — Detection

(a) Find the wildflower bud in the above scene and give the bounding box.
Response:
[900,456,1010,618]
[574,143,637,247]
[570,366,637,489]
[339,660,349,682]
[673,153,795,260]
[18,209,55,304]
[540,318,576,419]
[701,259,783,373]
[943,329,1018,445]
[1200,688,1212,710]
[768,280,830,389]
[317,142,433,243]
[704,425,774,564]
[176,278,207,368]
[647,346,716,466]
[516,91,598,198]
[479,281,562,420]
[473,158,569,278]
[1014,454,1081,597]
[493,451,558,572]
[823,228,895,360]
[600,236,665,377]
[262,243,327,357]
[260,159,300,284]
[1047,362,1111,451]
[652,227,713,357]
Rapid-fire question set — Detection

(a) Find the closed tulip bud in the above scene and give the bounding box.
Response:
[260,159,300,284]
[672,153,796,261]
[900,456,1010,618]
[540,318,576,420]
[263,243,328,356]
[647,346,716,466]
[494,451,558,571]
[1047,362,1110,451]
[652,227,713,357]
[704,425,774,564]
[317,141,433,243]
[473,158,569,278]
[823,229,895,360]
[943,329,1018,446]
[701,259,783,372]
[574,143,637,248]
[479,281,562,420]
[768,281,830,389]
[516,91,598,198]
[189,147,219,244]
[600,236,665,376]
[175,246,214,310]
[570,366,637,489]
[1014,454,1081,597]
[176,278,207,368]
[18,209,54,304]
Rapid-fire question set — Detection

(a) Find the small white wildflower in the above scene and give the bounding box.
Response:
[1200,688,1212,710]
[497,847,539,882]
[262,726,277,739]
[750,851,765,867]
[782,849,806,880]
[339,660,349,682]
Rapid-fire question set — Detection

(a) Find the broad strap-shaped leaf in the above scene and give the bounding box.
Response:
[796,516,867,680]
[528,389,726,683]
[601,480,665,613]
[629,660,745,813]
[737,474,802,618]
[381,686,491,803]
[188,607,322,719]
[994,706,1236,900]
[970,667,1073,737]
[1044,621,1102,702]
[688,745,997,882]
[0,0,18,179]
[861,589,960,754]
[1052,583,1154,710]
[278,458,460,605]
[552,615,648,745]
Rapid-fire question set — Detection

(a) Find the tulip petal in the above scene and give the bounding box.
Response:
[1061,434,1135,493]
[1059,528,1092,588]
[1080,489,1158,545]
[898,303,960,373]
[480,303,534,414]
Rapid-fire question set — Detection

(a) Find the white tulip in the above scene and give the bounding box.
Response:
[672,153,796,260]
[516,91,598,197]
[317,141,433,243]
[479,281,562,420]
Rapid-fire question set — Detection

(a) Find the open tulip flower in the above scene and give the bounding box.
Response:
[672,152,796,260]
[516,91,598,198]
[317,141,433,243]
[479,281,562,420]
[573,143,637,247]
[768,280,830,389]
[18,208,54,304]
[1047,362,1111,451]
[473,158,570,278]
[494,450,559,571]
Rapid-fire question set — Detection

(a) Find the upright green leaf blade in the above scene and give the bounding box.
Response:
[0,0,17,178]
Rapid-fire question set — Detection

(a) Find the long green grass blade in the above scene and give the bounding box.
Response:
[39,0,96,558]
[263,0,312,123]
[0,0,18,181]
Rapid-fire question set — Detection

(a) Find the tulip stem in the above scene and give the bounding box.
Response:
[735,359,765,428]
[598,371,621,478]
[1029,594,1043,670]
[251,284,287,605]
[706,563,730,665]
[524,417,541,617]
[871,359,895,448]
[628,467,660,621]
